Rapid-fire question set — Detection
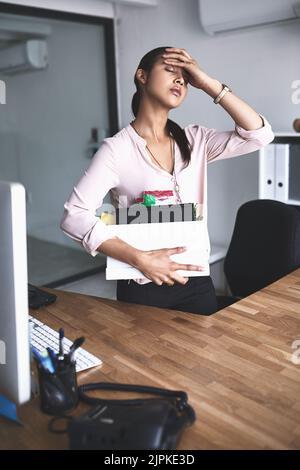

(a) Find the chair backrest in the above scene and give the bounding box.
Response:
[224,199,300,297]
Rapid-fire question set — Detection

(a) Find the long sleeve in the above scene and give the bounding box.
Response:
[204,114,274,163]
[60,139,120,256]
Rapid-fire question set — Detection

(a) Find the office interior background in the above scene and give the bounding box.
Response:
[0,0,299,299]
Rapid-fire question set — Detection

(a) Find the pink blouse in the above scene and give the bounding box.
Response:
[60,115,274,284]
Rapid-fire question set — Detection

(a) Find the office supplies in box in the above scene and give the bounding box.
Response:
[99,189,177,225]
[100,202,204,226]
[115,202,199,225]
[136,190,177,206]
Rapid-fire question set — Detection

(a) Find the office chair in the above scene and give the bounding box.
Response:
[217,199,300,310]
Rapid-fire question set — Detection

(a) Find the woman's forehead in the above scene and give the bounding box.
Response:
[157,58,188,77]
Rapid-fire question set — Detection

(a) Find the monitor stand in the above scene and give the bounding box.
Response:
[0,394,22,425]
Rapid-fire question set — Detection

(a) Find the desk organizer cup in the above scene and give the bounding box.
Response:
[36,360,78,415]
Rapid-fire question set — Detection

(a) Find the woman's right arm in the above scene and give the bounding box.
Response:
[98,238,205,286]
[60,139,122,256]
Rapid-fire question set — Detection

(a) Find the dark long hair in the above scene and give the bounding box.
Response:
[131,47,192,168]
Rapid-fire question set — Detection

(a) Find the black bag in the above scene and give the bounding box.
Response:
[64,382,196,450]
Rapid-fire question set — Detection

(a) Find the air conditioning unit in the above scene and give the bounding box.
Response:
[199,0,300,35]
[0,40,48,75]
[0,16,52,42]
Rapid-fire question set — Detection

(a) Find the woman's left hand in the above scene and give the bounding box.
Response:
[161,47,210,90]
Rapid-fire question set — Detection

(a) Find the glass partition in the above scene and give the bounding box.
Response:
[0,7,118,287]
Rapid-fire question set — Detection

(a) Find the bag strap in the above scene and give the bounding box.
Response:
[78,382,189,410]
[48,382,196,433]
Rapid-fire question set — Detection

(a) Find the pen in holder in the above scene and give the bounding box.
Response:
[36,358,78,415]
[31,331,84,415]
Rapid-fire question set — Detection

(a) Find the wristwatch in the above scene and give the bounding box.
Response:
[213,83,232,104]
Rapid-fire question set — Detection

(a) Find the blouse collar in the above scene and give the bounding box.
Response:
[126,122,147,147]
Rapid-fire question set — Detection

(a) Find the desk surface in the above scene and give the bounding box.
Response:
[1,269,300,450]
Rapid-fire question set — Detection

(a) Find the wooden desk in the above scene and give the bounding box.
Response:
[1,269,300,450]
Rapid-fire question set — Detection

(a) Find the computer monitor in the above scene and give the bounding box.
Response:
[0,180,31,404]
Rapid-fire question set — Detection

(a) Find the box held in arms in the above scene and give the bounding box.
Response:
[99,201,210,281]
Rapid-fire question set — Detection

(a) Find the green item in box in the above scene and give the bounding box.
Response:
[143,194,156,206]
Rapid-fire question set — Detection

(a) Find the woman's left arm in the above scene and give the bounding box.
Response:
[162,47,266,130]
[162,47,274,162]
[199,77,264,131]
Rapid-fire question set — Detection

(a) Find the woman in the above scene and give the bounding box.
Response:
[60,46,274,315]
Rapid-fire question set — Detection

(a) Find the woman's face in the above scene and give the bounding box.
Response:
[138,56,189,109]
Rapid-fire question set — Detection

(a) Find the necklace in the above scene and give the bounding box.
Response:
[146,136,174,175]
[130,122,182,203]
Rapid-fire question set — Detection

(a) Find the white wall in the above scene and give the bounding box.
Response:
[114,0,300,246]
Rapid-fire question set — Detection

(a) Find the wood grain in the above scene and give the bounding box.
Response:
[1,269,300,449]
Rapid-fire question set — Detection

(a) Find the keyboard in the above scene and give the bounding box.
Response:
[29,315,102,373]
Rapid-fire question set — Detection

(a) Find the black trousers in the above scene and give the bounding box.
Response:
[116,276,218,316]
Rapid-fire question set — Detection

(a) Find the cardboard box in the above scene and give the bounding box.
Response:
[105,220,210,280]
